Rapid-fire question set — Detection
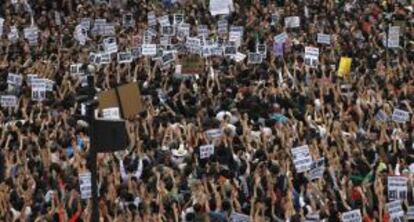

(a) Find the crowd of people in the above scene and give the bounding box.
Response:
[0,0,413,221]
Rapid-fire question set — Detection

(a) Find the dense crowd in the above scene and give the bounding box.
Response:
[0,0,413,221]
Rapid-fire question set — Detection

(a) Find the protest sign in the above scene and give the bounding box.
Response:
[162,52,175,65]
[199,144,215,159]
[70,64,84,76]
[209,0,233,16]
[375,109,389,122]
[1,95,17,108]
[0,18,4,36]
[158,15,170,26]
[309,158,325,180]
[80,18,91,30]
[26,74,38,86]
[7,73,23,87]
[31,79,46,101]
[117,52,133,64]
[274,32,288,44]
[407,206,414,220]
[161,25,175,36]
[205,128,222,140]
[338,57,352,77]
[341,209,362,222]
[386,200,404,219]
[247,53,263,64]
[8,26,19,43]
[103,37,118,54]
[231,52,246,63]
[291,145,312,173]
[305,213,320,222]
[147,11,157,27]
[79,172,92,199]
[387,26,400,48]
[387,176,407,201]
[273,42,284,57]
[181,56,204,75]
[317,33,331,45]
[131,47,141,59]
[217,19,228,35]
[45,79,54,92]
[173,14,184,25]
[141,44,157,56]
[74,24,88,46]
[284,16,300,28]
[102,107,121,119]
[177,23,190,40]
[257,44,267,58]
[198,25,209,38]
[229,212,250,222]
[392,109,410,123]
[24,26,39,46]
[100,53,111,64]
[224,45,237,56]
[123,13,134,28]
[304,47,319,67]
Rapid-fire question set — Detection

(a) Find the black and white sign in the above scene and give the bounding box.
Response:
[117,52,133,64]
[31,79,46,101]
[199,144,215,159]
[26,74,38,86]
[161,25,175,36]
[24,26,39,46]
[80,18,91,30]
[142,44,157,56]
[158,15,170,26]
[198,25,209,38]
[70,64,84,76]
[304,47,319,67]
[74,24,88,46]
[131,47,141,59]
[341,209,362,222]
[102,107,120,119]
[387,176,408,201]
[247,53,262,64]
[1,95,17,108]
[386,200,404,219]
[209,0,233,16]
[205,129,222,140]
[7,73,23,86]
[100,53,111,64]
[147,11,157,27]
[173,14,184,25]
[79,172,92,199]
[0,18,4,36]
[224,45,237,56]
[257,44,267,58]
[123,13,135,28]
[217,19,228,35]
[284,16,300,28]
[8,26,19,43]
[162,52,174,65]
[387,26,400,48]
[317,33,331,45]
[291,145,312,173]
[392,109,410,123]
[103,37,118,54]
[309,158,325,180]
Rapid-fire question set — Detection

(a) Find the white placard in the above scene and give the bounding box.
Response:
[217,19,228,35]
[158,15,170,26]
[141,44,157,56]
[199,144,215,159]
[387,26,400,48]
[147,12,157,27]
[102,107,120,119]
[79,172,92,199]
[274,32,288,44]
[284,16,300,28]
[186,37,201,54]
[26,74,38,86]
[103,37,118,54]
[229,31,242,46]
[309,158,325,180]
[160,36,171,46]
[7,73,23,86]
[74,24,88,46]
[291,145,312,173]
[161,25,175,36]
[231,52,246,62]
[123,13,135,28]
[45,79,54,92]
[173,14,184,25]
[162,52,174,65]
[304,47,319,67]
[387,176,408,201]
[341,209,362,222]
[256,44,267,58]
[209,0,234,16]
[392,109,410,123]
[8,26,19,43]
[117,52,133,64]
[1,95,17,108]
[0,18,4,36]
[177,23,190,40]
[386,200,404,219]
[80,18,91,30]
[247,53,262,64]
[205,129,222,140]
[70,64,84,76]
[317,33,331,45]
[224,45,237,56]
[407,206,414,220]
[375,109,389,122]
[100,53,111,64]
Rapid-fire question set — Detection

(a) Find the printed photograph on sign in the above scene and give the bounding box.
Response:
[142,44,157,56]
[117,52,133,64]
[224,45,237,56]
[131,47,141,59]
[247,53,263,64]
[162,52,174,65]
[100,53,111,64]
[257,44,267,58]
[174,14,184,25]
[161,25,175,36]
[123,13,134,28]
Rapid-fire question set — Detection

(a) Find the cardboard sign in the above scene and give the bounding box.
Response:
[209,0,233,16]
[304,47,319,67]
[102,107,121,119]
[274,32,288,44]
[117,52,133,64]
[79,172,92,199]
[291,145,312,173]
[386,200,404,219]
[1,95,17,108]
[199,144,215,159]
[247,53,263,64]
[387,176,407,201]
[284,16,300,28]
[141,44,157,56]
[338,57,352,77]
[317,33,331,45]
[341,209,362,222]
[392,109,410,123]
